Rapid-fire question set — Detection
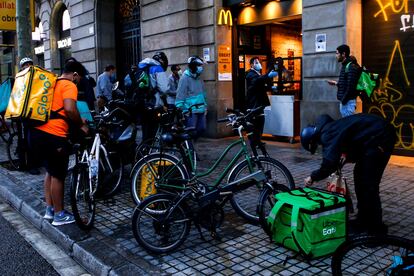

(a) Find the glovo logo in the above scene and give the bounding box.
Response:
[37,74,52,116]
[217,9,233,26]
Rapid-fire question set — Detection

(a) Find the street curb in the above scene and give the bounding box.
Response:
[0,168,160,276]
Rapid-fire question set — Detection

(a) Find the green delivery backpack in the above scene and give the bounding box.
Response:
[346,62,379,98]
[267,188,346,259]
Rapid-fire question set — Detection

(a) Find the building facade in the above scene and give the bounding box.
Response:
[11,0,412,155]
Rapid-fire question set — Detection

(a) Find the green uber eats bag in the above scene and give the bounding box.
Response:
[267,188,346,259]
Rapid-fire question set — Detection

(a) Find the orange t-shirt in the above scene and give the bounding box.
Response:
[36,79,78,137]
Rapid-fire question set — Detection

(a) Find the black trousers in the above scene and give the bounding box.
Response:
[353,127,396,228]
[141,108,159,142]
[250,113,265,145]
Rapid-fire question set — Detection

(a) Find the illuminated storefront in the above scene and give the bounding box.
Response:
[225,0,303,141]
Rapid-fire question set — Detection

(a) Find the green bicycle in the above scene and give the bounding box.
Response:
[130,107,295,224]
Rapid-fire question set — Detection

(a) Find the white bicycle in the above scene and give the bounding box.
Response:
[70,106,136,230]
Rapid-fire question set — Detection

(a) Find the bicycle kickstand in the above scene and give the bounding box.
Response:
[194,222,206,241]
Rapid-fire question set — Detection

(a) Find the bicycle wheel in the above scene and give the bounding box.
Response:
[135,138,159,161]
[96,149,123,198]
[331,235,414,276]
[257,183,291,235]
[130,153,189,205]
[7,132,22,170]
[228,156,295,224]
[132,193,191,254]
[70,164,96,230]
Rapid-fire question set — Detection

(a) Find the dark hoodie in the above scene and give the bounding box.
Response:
[337,57,360,104]
[310,113,396,181]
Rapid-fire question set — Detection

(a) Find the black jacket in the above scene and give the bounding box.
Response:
[311,114,396,181]
[245,69,270,110]
[337,57,360,104]
[77,75,96,110]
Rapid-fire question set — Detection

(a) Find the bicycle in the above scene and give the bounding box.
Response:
[70,106,136,230]
[131,160,290,254]
[130,107,295,223]
[134,105,197,165]
[331,234,414,275]
[131,106,294,240]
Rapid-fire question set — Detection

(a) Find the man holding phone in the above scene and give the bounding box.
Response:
[327,44,359,117]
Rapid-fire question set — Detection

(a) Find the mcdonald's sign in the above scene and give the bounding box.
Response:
[217,9,233,26]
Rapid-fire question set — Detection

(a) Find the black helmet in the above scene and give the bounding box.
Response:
[300,114,334,154]
[153,52,168,71]
[187,56,204,73]
[300,125,318,154]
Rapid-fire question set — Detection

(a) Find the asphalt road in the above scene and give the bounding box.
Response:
[0,203,58,276]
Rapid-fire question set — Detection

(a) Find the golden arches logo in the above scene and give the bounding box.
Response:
[218,9,233,26]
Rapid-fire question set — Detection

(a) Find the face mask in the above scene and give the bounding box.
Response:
[253,63,262,71]
[72,73,79,85]
[196,66,203,75]
[177,70,183,77]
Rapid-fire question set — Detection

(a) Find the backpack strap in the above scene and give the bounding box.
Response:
[290,205,310,257]
[48,78,72,122]
[345,62,352,73]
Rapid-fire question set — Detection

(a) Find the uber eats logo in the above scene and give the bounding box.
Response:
[322,221,337,236]
[37,74,52,116]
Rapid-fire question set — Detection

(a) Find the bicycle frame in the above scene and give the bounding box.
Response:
[156,170,267,223]
[142,125,257,192]
[77,133,113,198]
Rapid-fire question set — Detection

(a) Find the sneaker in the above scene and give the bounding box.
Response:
[43,206,54,220]
[52,210,75,226]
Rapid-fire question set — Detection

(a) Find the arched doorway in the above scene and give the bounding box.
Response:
[50,2,71,73]
[116,0,141,84]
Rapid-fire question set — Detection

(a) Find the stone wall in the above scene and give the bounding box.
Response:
[301,0,362,128]
[37,0,98,79]
[141,0,232,137]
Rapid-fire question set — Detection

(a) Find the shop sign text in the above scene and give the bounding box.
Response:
[57,37,71,49]
[0,0,35,31]
[34,45,44,55]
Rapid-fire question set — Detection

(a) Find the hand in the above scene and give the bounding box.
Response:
[304,176,313,187]
[80,124,89,135]
[327,80,337,86]
[97,97,106,109]
[268,70,278,78]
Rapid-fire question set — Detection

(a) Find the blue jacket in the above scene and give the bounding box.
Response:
[175,69,207,113]
[138,58,169,107]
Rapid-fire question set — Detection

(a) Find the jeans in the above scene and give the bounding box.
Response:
[186,113,206,140]
[340,99,356,117]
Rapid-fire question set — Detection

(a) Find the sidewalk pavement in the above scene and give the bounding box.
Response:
[0,137,414,276]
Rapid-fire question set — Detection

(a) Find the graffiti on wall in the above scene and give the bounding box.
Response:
[368,40,414,150]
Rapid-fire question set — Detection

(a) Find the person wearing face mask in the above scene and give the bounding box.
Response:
[167,64,181,109]
[175,56,207,139]
[29,61,89,226]
[245,57,278,144]
[96,64,116,111]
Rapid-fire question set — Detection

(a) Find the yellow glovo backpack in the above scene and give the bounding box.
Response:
[5,66,58,124]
